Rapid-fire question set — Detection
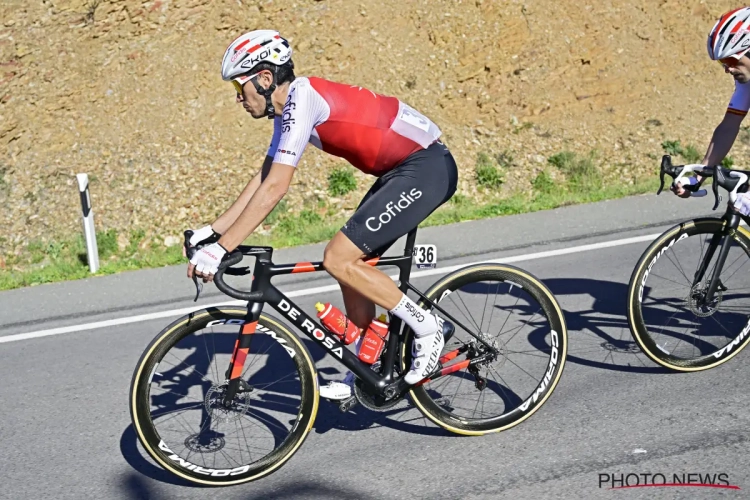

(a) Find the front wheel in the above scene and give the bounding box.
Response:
[627,218,750,371]
[130,307,318,486]
[403,264,568,435]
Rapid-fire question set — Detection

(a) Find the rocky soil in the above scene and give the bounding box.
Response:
[1,0,748,259]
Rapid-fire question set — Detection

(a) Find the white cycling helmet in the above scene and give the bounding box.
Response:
[222,30,292,83]
[708,7,750,61]
[221,30,293,117]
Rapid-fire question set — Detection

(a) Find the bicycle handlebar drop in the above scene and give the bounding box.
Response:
[183,230,267,302]
[657,155,750,211]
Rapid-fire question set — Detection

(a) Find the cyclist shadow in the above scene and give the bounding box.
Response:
[453,277,669,374]
[539,277,684,374]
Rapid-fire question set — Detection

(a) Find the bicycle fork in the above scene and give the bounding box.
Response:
[222,302,263,406]
[695,213,741,304]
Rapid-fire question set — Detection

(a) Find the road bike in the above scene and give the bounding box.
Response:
[627,155,750,371]
[130,228,567,485]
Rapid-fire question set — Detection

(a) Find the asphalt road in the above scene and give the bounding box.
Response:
[2,193,749,500]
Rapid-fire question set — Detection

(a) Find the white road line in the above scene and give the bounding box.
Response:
[0,231,661,345]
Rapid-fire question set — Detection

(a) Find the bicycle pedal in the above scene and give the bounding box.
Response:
[338,396,358,413]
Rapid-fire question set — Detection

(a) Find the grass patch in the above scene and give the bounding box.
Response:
[475,152,504,189]
[661,140,702,163]
[722,156,735,169]
[0,165,664,291]
[548,151,602,192]
[327,167,357,196]
[266,199,288,225]
[532,170,554,194]
[424,176,661,228]
[682,144,701,163]
[0,230,187,290]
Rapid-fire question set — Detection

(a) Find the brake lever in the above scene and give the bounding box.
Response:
[184,230,203,302]
[657,155,671,195]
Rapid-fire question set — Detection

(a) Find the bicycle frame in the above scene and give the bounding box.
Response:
[217,229,496,406]
[692,208,750,303]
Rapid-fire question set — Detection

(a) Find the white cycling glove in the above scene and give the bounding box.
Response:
[189,225,217,246]
[734,192,750,216]
[190,242,227,276]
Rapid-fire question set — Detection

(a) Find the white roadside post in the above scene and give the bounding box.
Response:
[76,173,99,273]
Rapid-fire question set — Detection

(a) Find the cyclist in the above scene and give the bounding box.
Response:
[674,7,750,209]
[186,30,457,400]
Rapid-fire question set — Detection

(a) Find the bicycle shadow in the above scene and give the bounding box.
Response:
[542,277,748,373]
[536,277,669,374]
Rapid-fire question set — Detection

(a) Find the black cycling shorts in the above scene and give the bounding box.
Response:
[341,141,458,256]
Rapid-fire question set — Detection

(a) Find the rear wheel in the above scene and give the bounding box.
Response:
[130,308,318,486]
[404,264,567,435]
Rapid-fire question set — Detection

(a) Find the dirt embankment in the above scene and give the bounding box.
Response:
[0,0,745,257]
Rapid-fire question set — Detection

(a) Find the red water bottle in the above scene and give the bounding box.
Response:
[358,314,389,364]
[315,302,361,345]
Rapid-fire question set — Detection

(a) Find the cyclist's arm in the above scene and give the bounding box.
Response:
[701,112,745,166]
[218,162,294,251]
[216,81,322,250]
[211,155,274,234]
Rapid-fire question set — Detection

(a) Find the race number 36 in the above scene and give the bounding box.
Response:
[413,244,437,269]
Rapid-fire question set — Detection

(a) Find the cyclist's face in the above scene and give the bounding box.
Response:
[722,54,750,84]
[235,72,272,119]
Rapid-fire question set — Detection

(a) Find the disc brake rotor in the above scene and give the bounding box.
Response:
[688,283,723,317]
[204,383,251,424]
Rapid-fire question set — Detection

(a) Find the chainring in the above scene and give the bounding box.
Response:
[353,378,404,412]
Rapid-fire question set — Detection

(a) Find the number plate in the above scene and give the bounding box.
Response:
[413,244,437,269]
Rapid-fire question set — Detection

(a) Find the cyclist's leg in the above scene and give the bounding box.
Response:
[341,283,375,329]
[324,142,458,383]
[321,183,383,399]
[324,142,457,309]
[337,180,382,330]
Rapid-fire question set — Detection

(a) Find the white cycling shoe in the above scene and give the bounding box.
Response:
[319,371,355,400]
[404,320,452,385]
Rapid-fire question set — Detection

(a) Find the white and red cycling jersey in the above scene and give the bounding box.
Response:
[728,80,750,117]
[267,77,442,176]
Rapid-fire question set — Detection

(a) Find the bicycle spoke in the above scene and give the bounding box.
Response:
[486,281,501,335]
[203,329,220,384]
[454,290,483,333]
[664,248,693,286]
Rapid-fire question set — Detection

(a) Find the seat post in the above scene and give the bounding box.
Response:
[404,228,418,257]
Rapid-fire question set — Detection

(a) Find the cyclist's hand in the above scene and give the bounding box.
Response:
[188,242,227,282]
[733,192,750,216]
[670,175,702,199]
[670,181,692,198]
[183,225,216,257]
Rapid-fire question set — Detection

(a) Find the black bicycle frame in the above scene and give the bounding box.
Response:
[693,209,750,303]
[215,228,495,406]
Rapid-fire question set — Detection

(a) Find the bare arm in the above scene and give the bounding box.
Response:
[702,112,745,166]
[218,162,295,251]
[211,155,274,234]
[674,113,744,197]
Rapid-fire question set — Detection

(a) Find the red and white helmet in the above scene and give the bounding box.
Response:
[221,30,292,90]
[707,7,750,61]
